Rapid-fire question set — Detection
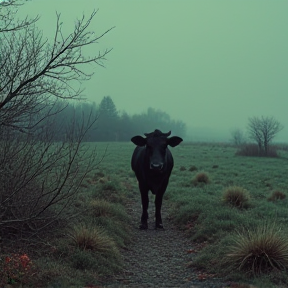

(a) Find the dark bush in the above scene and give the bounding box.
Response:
[236,144,278,157]
[268,191,286,202]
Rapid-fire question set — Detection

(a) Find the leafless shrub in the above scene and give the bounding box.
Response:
[0,113,102,241]
[247,116,283,157]
[236,144,279,157]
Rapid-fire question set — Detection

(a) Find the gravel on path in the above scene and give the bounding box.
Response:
[103,190,228,288]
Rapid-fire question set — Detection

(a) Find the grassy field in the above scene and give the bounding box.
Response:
[2,141,288,287]
[167,142,288,287]
[88,141,288,287]
[97,141,288,287]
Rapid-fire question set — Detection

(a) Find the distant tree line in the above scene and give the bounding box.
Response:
[41,96,187,141]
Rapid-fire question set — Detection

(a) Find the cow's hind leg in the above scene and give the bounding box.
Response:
[155,193,164,229]
[140,188,149,229]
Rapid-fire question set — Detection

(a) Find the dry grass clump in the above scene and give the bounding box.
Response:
[228,284,258,288]
[90,199,113,217]
[225,223,288,275]
[189,165,198,172]
[86,171,106,185]
[89,199,129,224]
[69,225,117,252]
[222,186,250,209]
[98,177,108,184]
[192,172,210,185]
[268,190,286,202]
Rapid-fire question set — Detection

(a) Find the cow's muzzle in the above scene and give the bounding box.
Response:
[150,162,164,171]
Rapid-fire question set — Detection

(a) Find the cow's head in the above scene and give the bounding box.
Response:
[131,129,183,171]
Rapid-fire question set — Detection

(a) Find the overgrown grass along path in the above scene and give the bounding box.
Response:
[97,141,288,288]
[3,142,288,287]
[103,179,226,288]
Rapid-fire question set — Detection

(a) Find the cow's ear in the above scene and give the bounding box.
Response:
[131,136,147,146]
[167,136,183,147]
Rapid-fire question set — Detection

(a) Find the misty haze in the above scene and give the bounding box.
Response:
[15,0,288,142]
[1,1,288,287]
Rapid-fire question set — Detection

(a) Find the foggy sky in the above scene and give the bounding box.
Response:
[18,1,288,141]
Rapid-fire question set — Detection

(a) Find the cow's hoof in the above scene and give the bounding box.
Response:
[139,223,148,230]
[155,223,164,229]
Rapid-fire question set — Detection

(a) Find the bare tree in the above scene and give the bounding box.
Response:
[0,1,113,247]
[247,116,283,156]
[230,128,246,146]
[0,2,114,130]
[247,117,263,151]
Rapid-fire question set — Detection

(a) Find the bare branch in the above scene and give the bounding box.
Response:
[0,109,103,239]
[0,1,110,246]
[247,116,283,156]
[0,8,114,130]
[0,0,39,32]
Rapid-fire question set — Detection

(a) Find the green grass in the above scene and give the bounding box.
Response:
[2,141,288,287]
[0,142,134,287]
[93,141,288,288]
[167,142,288,286]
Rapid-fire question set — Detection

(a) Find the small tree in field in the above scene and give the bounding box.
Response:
[247,116,283,156]
[231,128,246,146]
[0,0,113,247]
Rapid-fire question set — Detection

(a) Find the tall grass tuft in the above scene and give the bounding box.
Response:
[189,165,198,172]
[90,199,115,217]
[222,186,250,209]
[192,172,210,185]
[89,199,130,223]
[225,223,288,274]
[69,224,117,253]
[267,190,286,202]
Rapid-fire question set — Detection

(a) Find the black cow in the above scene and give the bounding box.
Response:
[131,129,183,229]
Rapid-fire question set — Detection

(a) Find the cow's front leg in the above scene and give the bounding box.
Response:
[140,189,149,229]
[155,193,164,229]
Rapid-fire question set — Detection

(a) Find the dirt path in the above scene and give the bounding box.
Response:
[103,190,227,288]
